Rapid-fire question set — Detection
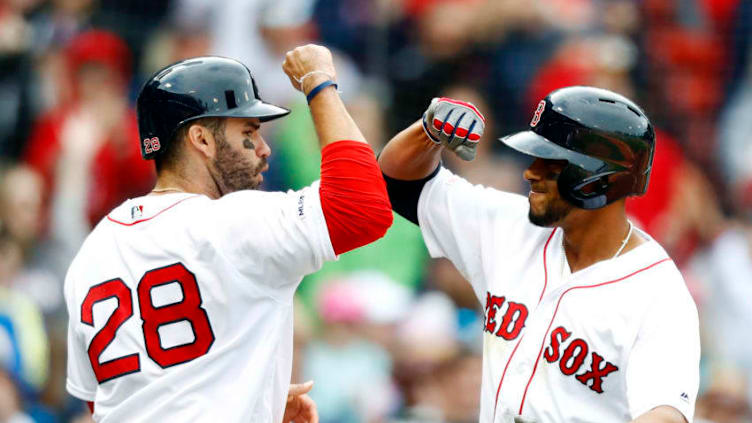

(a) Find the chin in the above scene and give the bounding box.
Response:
[527,201,549,227]
[528,200,572,228]
[528,210,554,227]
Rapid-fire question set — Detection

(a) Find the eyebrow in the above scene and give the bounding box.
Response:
[244,122,261,130]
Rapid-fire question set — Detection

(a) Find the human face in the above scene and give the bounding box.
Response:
[0,167,43,247]
[210,117,271,194]
[524,158,574,227]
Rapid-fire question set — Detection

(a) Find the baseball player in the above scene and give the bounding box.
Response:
[64,45,393,422]
[379,88,700,423]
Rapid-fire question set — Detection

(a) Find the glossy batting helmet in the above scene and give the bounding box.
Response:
[500,86,655,209]
[137,56,290,159]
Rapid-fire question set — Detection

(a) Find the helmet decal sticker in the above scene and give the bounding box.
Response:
[530,100,546,127]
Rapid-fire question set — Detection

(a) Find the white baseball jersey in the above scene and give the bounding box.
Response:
[65,183,335,422]
[417,168,700,423]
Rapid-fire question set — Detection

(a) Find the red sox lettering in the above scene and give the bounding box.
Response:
[484,292,528,340]
[544,326,619,394]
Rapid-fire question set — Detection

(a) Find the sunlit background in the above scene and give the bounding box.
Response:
[0,0,751,421]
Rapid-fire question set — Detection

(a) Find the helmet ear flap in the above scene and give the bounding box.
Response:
[557,164,610,209]
[558,164,639,210]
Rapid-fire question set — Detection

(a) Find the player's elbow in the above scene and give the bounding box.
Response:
[321,186,393,255]
[630,406,688,423]
[319,140,395,254]
[355,206,393,250]
[362,197,394,242]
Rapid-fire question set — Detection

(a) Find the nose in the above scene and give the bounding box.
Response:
[523,158,546,183]
[256,135,271,159]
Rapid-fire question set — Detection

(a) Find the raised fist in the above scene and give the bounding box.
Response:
[282,44,337,95]
[422,97,485,161]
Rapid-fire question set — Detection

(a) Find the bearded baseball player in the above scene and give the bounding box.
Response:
[64,45,393,422]
[379,87,700,423]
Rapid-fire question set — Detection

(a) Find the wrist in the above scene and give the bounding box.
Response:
[422,135,443,151]
[414,120,442,149]
[302,73,333,96]
[421,116,442,144]
[307,80,338,104]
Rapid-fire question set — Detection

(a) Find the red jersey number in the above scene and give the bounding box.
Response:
[138,264,214,368]
[81,278,140,383]
[80,263,215,383]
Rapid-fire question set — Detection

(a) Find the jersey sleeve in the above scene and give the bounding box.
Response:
[64,274,97,402]
[208,181,336,288]
[625,277,700,422]
[416,167,528,299]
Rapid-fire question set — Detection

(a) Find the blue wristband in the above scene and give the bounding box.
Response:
[306,80,338,103]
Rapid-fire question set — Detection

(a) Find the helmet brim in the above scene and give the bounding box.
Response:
[499,131,605,172]
[169,100,291,147]
[219,99,290,122]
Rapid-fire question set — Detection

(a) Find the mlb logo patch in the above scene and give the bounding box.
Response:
[131,205,144,219]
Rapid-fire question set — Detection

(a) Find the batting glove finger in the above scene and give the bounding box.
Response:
[422,97,485,161]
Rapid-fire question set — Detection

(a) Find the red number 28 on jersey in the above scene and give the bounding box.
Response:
[80,263,215,383]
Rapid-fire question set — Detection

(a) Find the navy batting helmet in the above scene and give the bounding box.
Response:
[136,56,290,160]
[500,86,655,209]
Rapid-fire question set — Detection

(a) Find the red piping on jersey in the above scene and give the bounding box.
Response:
[492,228,557,421]
[517,257,672,415]
[493,333,526,419]
[106,195,199,226]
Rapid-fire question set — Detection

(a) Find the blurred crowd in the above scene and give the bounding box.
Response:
[0,0,750,421]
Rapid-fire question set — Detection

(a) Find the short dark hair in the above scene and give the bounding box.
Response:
[154,117,226,172]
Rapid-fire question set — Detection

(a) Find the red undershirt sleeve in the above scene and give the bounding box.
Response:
[319,140,393,255]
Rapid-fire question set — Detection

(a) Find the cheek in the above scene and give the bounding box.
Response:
[547,180,561,197]
[248,151,263,166]
[528,192,548,211]
[242,138,255,151]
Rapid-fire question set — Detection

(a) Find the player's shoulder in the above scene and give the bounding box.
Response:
[216,186,292,206]
[65,194,207,285]
[631,236,698,314]
[212,182,321,218]
[104,193,208,227]
[629,238,681,285]
[428,166,529,209]
[64,222,106,305]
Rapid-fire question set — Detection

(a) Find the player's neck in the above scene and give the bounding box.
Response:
[151,166,221,199]
[560,203,643,273]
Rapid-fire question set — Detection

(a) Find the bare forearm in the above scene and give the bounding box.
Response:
[281,44,367,149]
[379,120,443,180]
[307,81,367,148]
[630,406,687,423]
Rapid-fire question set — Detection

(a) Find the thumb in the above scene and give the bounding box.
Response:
[426,97,440,120]
[455,145,477,161]
[288,380,314,399]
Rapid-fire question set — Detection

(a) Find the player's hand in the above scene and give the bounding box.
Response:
[282,44,337,96]
[282,381,318,423]
[422,97,485,161]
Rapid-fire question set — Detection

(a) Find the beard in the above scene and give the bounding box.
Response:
[211,132,266,194]
[528,195,573,227]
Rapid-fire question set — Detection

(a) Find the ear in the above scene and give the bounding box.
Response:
[186,123,216,160]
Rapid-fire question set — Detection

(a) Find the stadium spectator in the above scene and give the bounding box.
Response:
[23,30,154,264]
